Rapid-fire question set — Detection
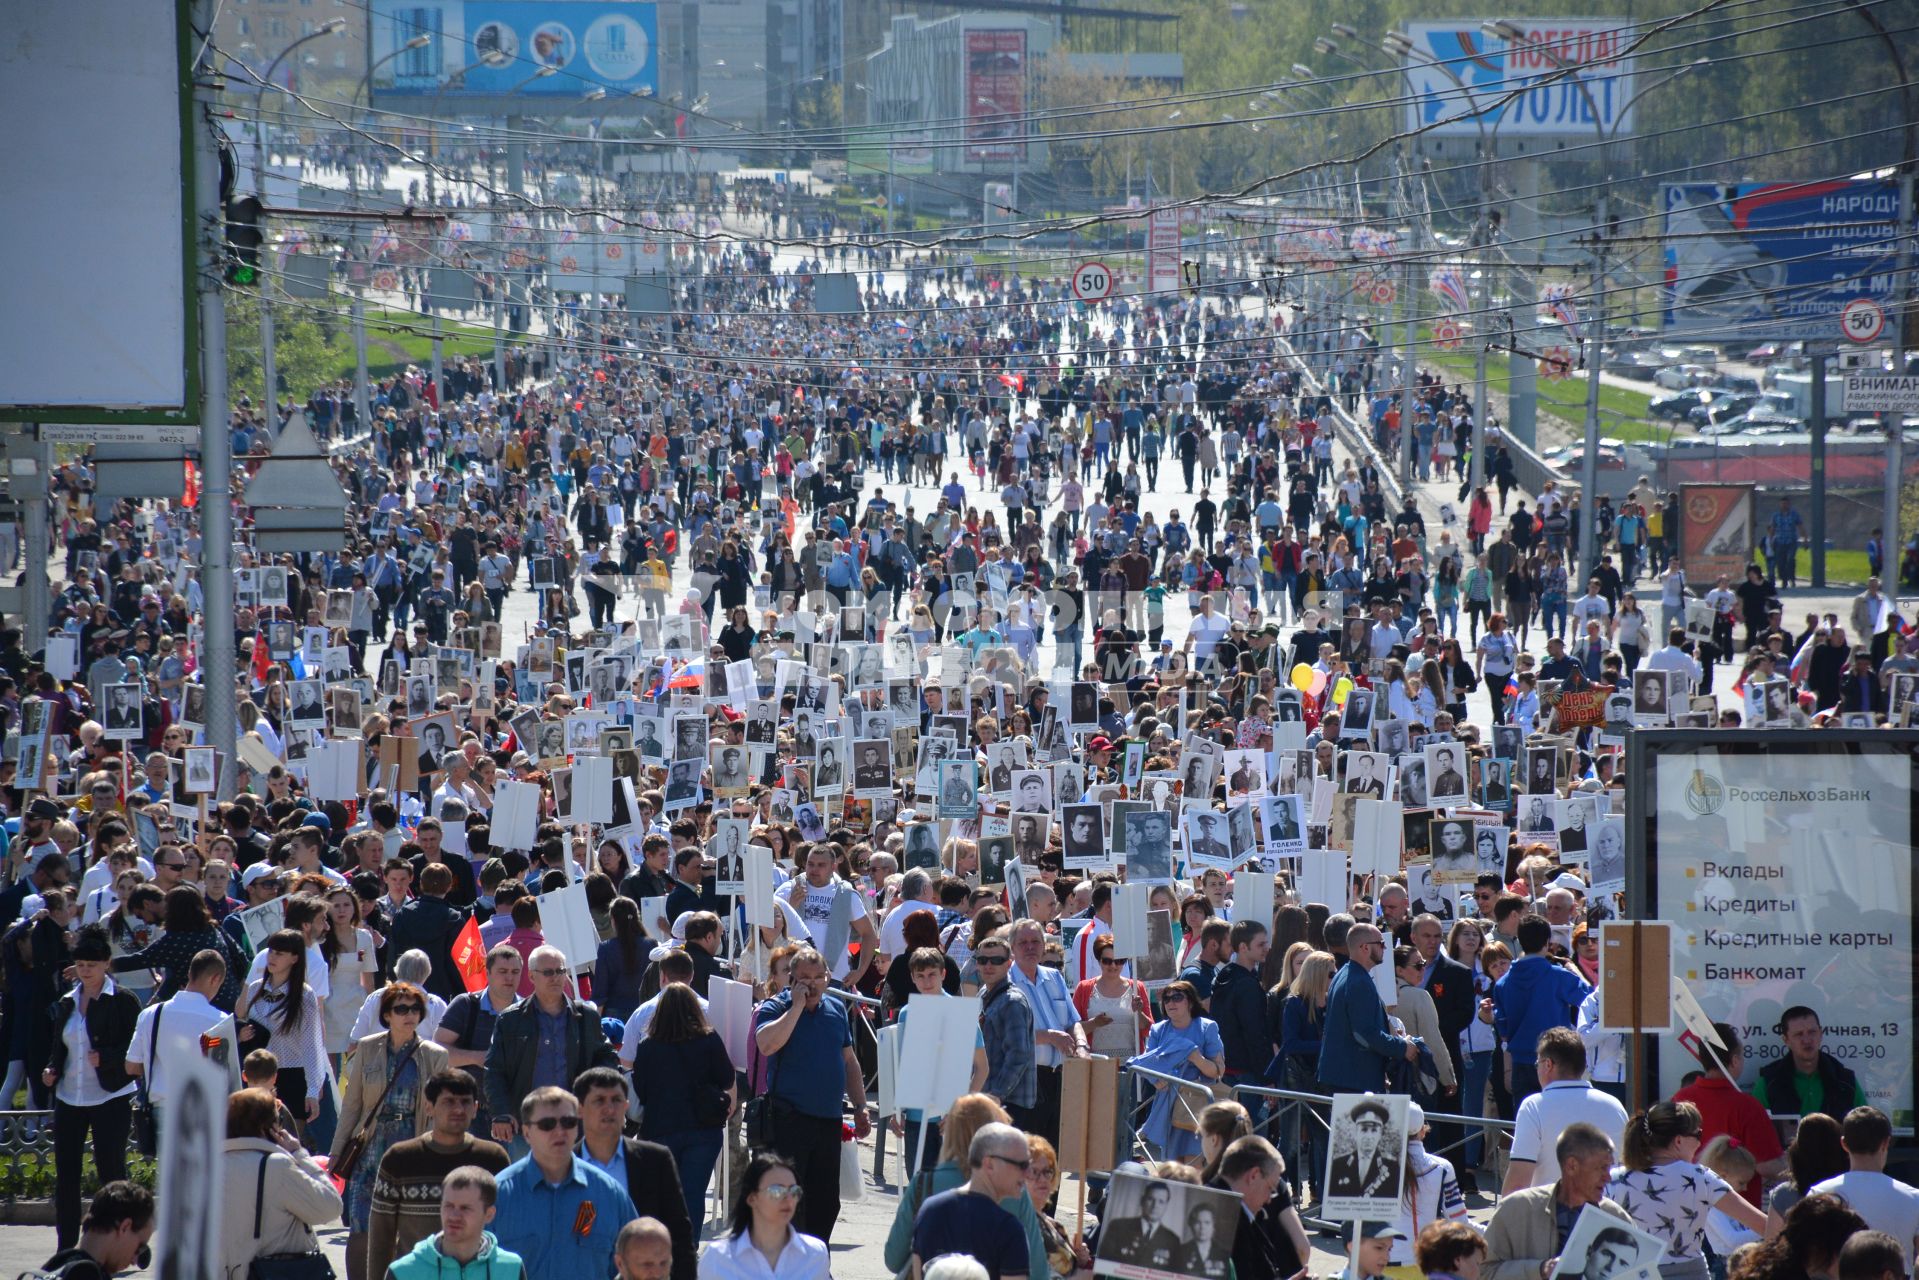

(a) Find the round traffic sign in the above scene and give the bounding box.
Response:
[1371,280,1396,305]
[1072,261,1114,302]
[371,270,397,292]
[1540,346,1574,381]
[1434,320,1461,350]
[1842,297,1886,344]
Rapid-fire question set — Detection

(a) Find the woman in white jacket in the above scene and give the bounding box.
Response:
[222,1087,343,1280]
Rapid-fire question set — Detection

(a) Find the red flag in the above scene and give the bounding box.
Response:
[251,631,271,684]
[183,460,200,508]
[450,916,487,993]
[997,373,1024,392]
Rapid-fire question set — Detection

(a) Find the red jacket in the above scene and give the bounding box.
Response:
[1072,977,1153,1053]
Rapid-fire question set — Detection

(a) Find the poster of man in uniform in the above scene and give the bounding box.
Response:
[1424,741,1469,805]
[1093,1171,1242,1280]
[711,817,749,894]
[1061,802,1107,869]
[1321,1094,1409,1221]
[1123,810,1174,882]
[853,738,893,797]
[1554,1206,1668,1280]
[1429,817,1476,882]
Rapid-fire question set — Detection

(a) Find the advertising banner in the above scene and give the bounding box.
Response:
[1398,20,1637,140]
[1677,483,1754,586]
[371,1,658,99]
[1661,179,1904,343]
[964,29,1027,163]
[1636,734,1916,1129]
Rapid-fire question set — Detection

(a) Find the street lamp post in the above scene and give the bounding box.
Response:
[249,20,345,419]
[351,35,431,195]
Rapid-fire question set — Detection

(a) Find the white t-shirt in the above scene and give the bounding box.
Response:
[1187,613,1231,662]
[879,900,936,957]
[322,929,379,1053]
[1810,1171,1919,1254]
[620,988,713,1064]
[1509,1080,1629,1186]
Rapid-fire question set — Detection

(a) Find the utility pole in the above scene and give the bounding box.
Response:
[1810,350,1829,588]
[1578,195,1608,580]
[352,291,371,432]
[254,119,277,423]
[1469,147,1491,495]
[1888,169,1915,578]
[194,0,238,798]
[1396,160,1418,492]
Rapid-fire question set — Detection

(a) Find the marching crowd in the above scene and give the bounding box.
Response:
[9,243,1919,1280]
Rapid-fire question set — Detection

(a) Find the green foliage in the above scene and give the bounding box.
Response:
[225,292,355,406]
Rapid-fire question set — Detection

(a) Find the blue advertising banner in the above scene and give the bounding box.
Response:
[1398,20,1637,140]
[1661,179,1904,345]
[371,1,657,98]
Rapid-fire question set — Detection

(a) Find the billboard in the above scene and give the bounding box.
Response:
[965,30,1027,163]
[1677,483,1754,586]
[1398,20,1636,141]
[369,1,658,99]
[1661,179,1904,343]
[1632,733,1916,1130]
[1,0,196,425]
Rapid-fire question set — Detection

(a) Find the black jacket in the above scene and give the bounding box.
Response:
[1758,1049,1860,1119]
[44,985,142,1093]
[385,895,470,1000]
[483,995,616,1120]
[1209,961,1273,1077]
[615,1137,698,1280]
[1423,951,1477,1067]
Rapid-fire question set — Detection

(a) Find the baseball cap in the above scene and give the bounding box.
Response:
[241,863,283,889]
[1406,1102,1425,1133]
[1086,736,1115,753]
[1347,1224,1408,1242]
[302,812,331,832]
[1551,872,1588,893]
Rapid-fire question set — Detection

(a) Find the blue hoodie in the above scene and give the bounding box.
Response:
[385,1231,524,1280]
[1492,954,1593,1065]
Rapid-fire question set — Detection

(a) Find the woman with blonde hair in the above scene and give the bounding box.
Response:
[883,1094,1048,1280]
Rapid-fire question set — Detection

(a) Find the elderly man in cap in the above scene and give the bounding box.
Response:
[1327,1099,1403,1200]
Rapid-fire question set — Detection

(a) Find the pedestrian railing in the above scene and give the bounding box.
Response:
[0,1112,61,1209]
[1123,1063,1514,1231]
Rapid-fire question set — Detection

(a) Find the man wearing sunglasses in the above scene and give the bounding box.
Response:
[492,1086,634,1280]
[908,1123,1035,1280]
[484,947,618,1153]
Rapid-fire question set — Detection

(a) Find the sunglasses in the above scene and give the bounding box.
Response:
[389,1004,425,1017]
[990,1154,1032,1171]
[974,954,1009,966]
[532,967,568,978]
[1099,956,1124,966]
[528,1114,581,1132]
[758,1183,803,1203]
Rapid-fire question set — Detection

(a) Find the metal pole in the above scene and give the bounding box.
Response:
[1578,197,1607,579]
[1506,158,1539,449]
[507,115,525,195]
[20,436,49,646]
[1470,149,1490,495]
[1889,171,1916,586]
[253,106,278,423]
[352,293,371,434]
[1810,351,1828,588]
[494,289,507,392]
[1396,166,1417,490]
[195,0,239,799]
[431,307,445,405]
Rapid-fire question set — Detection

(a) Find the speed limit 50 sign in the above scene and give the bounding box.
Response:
[1072,261,1114,302]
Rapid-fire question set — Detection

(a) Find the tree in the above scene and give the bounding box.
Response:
[224,291,352,407]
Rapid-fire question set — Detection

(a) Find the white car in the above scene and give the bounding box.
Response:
[1652,363,1711,390]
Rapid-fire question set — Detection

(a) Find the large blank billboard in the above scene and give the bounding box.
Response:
[0,1,195,423]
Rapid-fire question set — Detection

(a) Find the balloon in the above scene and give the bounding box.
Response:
[1290,663,1313,692]
[1332,677,1354,706]
[1308,671,1329,699]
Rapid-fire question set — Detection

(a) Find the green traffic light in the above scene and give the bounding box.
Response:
[229,262,258,286]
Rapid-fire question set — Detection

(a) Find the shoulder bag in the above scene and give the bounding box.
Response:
[246,1153,335,1280]
[331,1040,420,1183]
[131,1005,162,1158]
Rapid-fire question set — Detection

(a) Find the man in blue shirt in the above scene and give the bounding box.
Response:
[1317,923,1417,1093]
[1493,914,1593,1105]
[753,948,870,1245]
[492,1086,634,1278]
[910,1123,1034,1280]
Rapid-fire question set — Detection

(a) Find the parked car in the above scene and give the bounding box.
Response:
[1653,363,1712,389]
[1689,391,1760,427]
[1652,387,1715,418]
[1606,351,1665,379]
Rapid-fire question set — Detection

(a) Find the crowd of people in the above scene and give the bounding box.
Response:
[10,227,1919,1280]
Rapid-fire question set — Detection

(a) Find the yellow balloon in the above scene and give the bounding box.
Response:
[1290,663,1314,692]
[1332,677,1354,706]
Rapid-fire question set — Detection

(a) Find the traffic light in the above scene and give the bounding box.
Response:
[225,194,264,286]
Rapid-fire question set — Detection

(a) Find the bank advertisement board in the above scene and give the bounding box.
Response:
[370,1,658,99]
[1661,179,1904,344]
[964,30,1027,163]
[1397,20,1637,141]
[1632,733,1915,1129]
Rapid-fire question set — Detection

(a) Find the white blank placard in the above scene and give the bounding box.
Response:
[876,1023,903,1119]
[1271,721,1306,752]
[895,994,982,1117]
[304,741,360,803]
[536,882,599,973]
[1373,956,1399,1008]
[709,977,756,1067]
[571,755,614,825]
[743,844,776,927]
[491,781,542,851]
[1296,850,1349,909]
[1112,882,1151,959]
[1234,870,1274,935]
[1352,799,1404,881]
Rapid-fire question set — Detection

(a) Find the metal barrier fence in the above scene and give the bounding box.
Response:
[0,1112,62,1211]
[1123,1063,1516,1231]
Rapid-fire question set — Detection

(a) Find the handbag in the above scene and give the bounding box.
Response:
[131,1005,163,1158]
[1170,1079,1234,1133]
[246,1154,335,1280]
[331,1040,419,1183]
